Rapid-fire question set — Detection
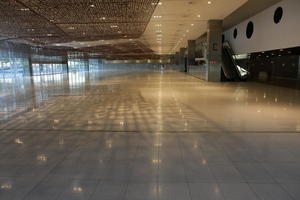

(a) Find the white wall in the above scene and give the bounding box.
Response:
[224,0,300,54]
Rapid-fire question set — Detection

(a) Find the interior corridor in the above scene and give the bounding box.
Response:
[1,70,300,200]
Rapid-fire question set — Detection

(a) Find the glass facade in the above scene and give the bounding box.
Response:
[31,54,66,76]
[0,48,29,77]
[0,45,103,78]
[68,59,87,72]
[89,59,102,71]
[68,52,89,72]
[32,63,64,76]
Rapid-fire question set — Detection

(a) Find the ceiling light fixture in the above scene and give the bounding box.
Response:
[208,1,212,5]
[21,8,30,11]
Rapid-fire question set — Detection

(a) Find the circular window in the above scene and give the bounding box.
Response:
[246,21,254,39]
[233,28,238,39]
[274,7,283,24]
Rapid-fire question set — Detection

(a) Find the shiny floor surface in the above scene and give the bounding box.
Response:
[1,70,300,200]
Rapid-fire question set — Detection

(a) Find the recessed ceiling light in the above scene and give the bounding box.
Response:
[21,8,30,11]
[208,1,212,4]
[90,4,95,8]
[191,24,194,26]
[197,14,201,18]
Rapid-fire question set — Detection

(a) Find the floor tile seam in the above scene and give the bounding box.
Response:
[175,132,197,200]
[121,140,140,200]
[1,129,300,134]
[157,137,161,200]
[180,102,300,135]
[247,182,292,200]
[258,160,298,200]
[20,141,84,200]
[221,147,264,192]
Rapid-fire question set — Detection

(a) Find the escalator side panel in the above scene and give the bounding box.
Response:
[222,47,239,80]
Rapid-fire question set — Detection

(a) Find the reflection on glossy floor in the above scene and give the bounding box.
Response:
[1,70,300,200]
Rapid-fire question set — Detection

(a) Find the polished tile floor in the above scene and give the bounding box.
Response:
[1,70,300,200]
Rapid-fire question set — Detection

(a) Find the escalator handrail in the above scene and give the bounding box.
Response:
[223,41,245,80]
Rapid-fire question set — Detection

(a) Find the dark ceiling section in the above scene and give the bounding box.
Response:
[80,41,155,59]
[223,0,282,30]
[0,0,64,43]
[0,0,159,58]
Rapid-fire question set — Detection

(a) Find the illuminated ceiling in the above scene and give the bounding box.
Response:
[142,0,248,55]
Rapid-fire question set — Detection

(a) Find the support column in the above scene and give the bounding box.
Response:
[179,48,187,72]
[298,56,300,79]
[83,56,89,72]
[206,20,223,82]
[98,59,103,70]
[28,54,33,77]
[175,52,180,66]
[187,40,196,72]
[62,53,69,73]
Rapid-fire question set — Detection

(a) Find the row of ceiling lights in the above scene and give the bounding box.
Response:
[172,1,213,53]
[151,1,213,54]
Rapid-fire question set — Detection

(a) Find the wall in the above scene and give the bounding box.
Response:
[224,0,300,54]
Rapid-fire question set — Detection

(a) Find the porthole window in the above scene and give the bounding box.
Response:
[233,28,237,39]
[274,7,283,24]
[246,21,254,39]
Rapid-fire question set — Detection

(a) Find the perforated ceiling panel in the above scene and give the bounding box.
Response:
[0,0,159,58]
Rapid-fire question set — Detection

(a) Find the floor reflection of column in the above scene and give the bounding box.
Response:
[156,73,163,132]
[297,56,300,90]
[64,72,70,95]
[29,76,37,109]
[85,71,90,92]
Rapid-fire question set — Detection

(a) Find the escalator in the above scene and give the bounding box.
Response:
[222,41,249,81]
